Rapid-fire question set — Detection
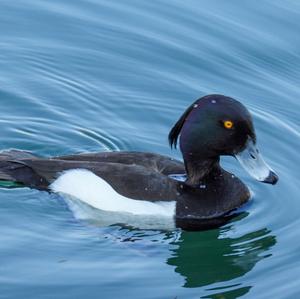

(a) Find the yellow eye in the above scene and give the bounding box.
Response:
[223,120,233,129]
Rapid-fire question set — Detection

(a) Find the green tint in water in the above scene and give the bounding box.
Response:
[168,225,276,296]
[0,180,23,188]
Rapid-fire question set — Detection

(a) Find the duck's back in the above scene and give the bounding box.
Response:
[0,150,184,202]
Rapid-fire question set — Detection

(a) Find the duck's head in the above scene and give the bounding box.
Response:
[169,94,278,186]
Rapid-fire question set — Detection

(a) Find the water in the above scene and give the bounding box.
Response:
[0,0,299,298]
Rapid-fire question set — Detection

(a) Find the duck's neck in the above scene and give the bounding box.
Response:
[183,154,221,186]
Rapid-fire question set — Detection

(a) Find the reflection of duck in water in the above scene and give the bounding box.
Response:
[167,220,276,297]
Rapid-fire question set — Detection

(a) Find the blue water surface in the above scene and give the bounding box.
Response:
[0,1,300,298]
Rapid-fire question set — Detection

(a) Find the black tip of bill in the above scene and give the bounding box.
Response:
[263,170,279,185]
[235,136,279,186]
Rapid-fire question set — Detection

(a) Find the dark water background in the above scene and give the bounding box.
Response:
[0,1,299,298]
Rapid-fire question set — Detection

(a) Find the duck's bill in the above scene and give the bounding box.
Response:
[235,137,278,185]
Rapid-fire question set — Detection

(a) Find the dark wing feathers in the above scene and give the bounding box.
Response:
[21,159,180,201]
[0,150,184,201]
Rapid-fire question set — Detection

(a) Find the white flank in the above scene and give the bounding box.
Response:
[50,169,176,217]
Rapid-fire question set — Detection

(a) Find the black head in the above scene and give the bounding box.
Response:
[169,95,254,157]
[169,94,278,185]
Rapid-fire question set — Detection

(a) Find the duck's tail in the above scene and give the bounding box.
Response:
[0,150,40,188]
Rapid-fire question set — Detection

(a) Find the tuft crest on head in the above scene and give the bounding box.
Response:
[168,99,199,149]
